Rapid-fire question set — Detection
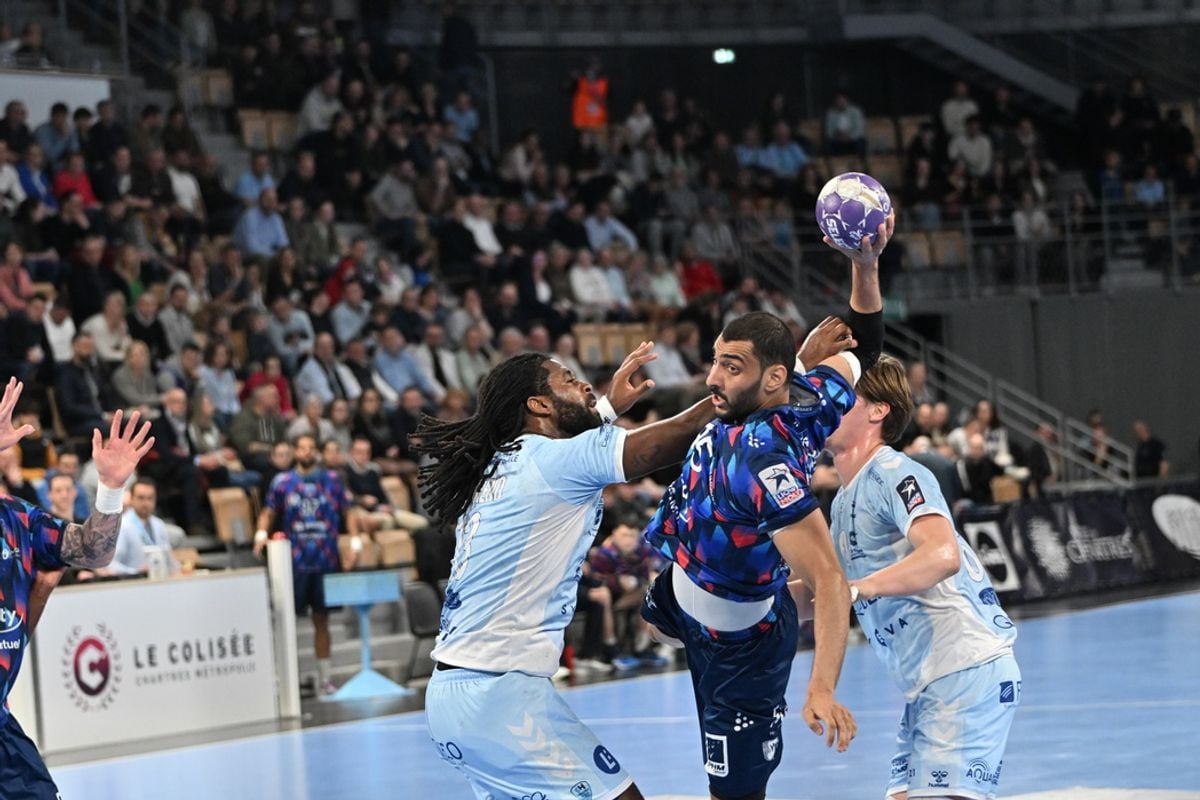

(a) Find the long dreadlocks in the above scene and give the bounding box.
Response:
[412,353,551,524]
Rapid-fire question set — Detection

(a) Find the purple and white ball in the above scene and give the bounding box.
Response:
[815,172,892,250]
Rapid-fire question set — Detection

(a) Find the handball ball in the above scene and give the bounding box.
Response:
[815,172,892,250]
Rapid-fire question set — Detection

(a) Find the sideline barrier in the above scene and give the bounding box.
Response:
[958,479,1200,604]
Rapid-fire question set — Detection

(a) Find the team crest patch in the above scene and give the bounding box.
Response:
[757,464,804,508]
[895,475,925,513]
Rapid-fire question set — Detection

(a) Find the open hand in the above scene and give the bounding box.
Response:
[823,212,895,267]
[0,378,35,453]
[798,316,857,370]
[801,688,857,753]
[607,341,658,415]
[92,409,155,490]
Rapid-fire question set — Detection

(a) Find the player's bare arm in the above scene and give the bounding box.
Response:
[622,398,715,480]
[851,514,961,601]
[28,568,65,632]
[810,213,893,386]
[254,507,275,556]
[797,316,858,369]
[61,409,155,568]
[772,511,858,753]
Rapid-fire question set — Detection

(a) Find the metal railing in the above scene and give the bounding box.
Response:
[738,222,1136,489]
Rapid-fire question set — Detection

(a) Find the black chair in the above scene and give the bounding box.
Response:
[403,581,442,684]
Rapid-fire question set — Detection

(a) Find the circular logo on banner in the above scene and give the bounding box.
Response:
[1151,495,1200,560]
[62,623,121,711]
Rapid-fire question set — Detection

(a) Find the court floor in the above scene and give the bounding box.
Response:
[51,590,1200,799]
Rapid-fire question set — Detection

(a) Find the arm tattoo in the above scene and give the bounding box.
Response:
[61,512,122,568]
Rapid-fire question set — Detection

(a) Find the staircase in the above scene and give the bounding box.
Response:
[739,240,1137,488]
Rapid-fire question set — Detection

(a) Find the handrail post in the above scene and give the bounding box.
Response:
[117,0,131,76]
[57,0,69,64]
[1167,181,1182,291]
[1063,195,1077,296]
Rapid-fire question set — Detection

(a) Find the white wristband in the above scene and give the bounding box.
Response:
[793,354,808,374]
[596,395,618,424]
[849,585,861,605]
[95,483,124,515]
[254,529,269,543]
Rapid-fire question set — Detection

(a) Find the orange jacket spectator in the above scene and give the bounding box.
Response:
[572,75,609,130]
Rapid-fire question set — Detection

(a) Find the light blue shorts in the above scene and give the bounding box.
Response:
[426,667,634,800]
[886,655,1021,800]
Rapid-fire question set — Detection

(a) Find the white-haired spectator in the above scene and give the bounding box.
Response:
[294,332,362,405]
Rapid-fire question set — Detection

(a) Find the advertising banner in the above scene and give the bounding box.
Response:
[32,570,277,752]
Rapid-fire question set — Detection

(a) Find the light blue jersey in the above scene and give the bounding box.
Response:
[830,447,1016,701]
[432,425,627,677]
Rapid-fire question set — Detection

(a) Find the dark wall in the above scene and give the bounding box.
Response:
[939,290,1200,474]
[486,44,956,157]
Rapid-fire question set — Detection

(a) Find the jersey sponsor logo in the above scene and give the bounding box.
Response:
[999,680,1020,703]
[895,475,925,513]
[929,769,951,788]
[762,737,779,761]
[966,758,1000,785]
[757,464,804,509]
[0,539,14,560]
[571,781,593,799]
[593,745,621,774]
[0,607,21,635]
[871,615,909,647]
[979,587,1000,606]
[993,614,1015,630]
[703,732,729,777]
[889,754,910,778]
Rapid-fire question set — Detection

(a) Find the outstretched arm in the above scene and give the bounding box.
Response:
[61,409,155,568]
[622,398,715,481]
[814,213,892,385]
[772,511,857,753]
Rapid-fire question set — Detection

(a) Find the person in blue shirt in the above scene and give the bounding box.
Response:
[0,380,153,799]
[232,187,289,258]
[821,355,1020,800]
[32,102,78,172]
[640,217,892,800]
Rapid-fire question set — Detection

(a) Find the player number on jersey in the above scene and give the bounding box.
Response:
[448,512,482,584]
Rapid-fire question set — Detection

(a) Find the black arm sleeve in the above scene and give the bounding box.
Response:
[845,307,883,373]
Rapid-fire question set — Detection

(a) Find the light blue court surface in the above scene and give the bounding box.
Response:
[54,592,1200,799]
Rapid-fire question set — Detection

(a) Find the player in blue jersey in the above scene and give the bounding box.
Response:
[823,356,1019,800]
[640,218,892,800]
[0,379,155,799]
[417,331,851,800]
[254,433,360,695]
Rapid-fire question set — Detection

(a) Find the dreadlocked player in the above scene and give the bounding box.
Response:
[420,330,852,800]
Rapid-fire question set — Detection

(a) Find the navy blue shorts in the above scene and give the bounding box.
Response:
[641,567,798,800]
[294,571,332,615]
[0,714,60,800]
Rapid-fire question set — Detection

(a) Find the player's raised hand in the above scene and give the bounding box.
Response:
[798,317,857,370]
[92,409,155,490]
[608,341,658,415]
[802,689,857,753]
[0,378,36,453]
[823,211,895,268]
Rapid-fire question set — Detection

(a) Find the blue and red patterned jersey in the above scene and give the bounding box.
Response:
[588,541,664,592]
[645,365,856,602]
[266,470,352,574]
[0,495,68,724]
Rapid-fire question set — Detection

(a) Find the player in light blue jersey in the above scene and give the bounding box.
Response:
[820,355,1020,800]
[416,344,724,800]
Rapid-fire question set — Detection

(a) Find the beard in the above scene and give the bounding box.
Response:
[552,394,601,437]
[711,382,763,423]
[296,455,318,469]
